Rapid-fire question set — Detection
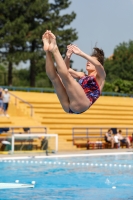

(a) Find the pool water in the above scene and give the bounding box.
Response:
[0,154,133,200]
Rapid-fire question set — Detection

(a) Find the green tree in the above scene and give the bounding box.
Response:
[12,68,30,86]
[104,40,133,82]
[0,64,7,85]
[0,0,78,86]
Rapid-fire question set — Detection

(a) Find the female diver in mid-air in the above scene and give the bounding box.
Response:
[42,30,106,114]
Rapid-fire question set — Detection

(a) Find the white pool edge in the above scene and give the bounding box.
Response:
[0,151,133,160]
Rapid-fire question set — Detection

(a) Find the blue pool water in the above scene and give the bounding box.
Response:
[0,154,133,200]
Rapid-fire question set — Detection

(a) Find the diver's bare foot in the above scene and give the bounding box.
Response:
[42,31,49,51]
[48,31,58,53]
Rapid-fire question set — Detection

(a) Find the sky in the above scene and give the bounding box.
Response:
[62,0,133,71]
[19,0,133,71]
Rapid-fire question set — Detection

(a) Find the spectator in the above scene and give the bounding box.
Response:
[0,128,10,150]
[114,134,120,148]
[104,129,115,149]
[0,88,4,115]
[127,133,133,148]
[117,130,130,148]
[23,127,30,133]
[40,137,48,150]
[40,136,49,155]
[3,88,10,117]
[0,127,9,134]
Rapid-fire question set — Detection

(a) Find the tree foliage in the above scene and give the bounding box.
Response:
[0,0,78,86]
[103,79,133,94]
[104,40,133,82]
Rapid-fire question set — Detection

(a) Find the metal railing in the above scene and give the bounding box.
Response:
[72,126,133,145]
[10,92,34,117]
[1,86,54,93]
[1,86,133,97]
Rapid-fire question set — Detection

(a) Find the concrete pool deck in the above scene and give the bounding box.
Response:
[0,148,133,159]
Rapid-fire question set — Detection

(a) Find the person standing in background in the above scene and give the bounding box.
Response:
[3,89,10,117]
